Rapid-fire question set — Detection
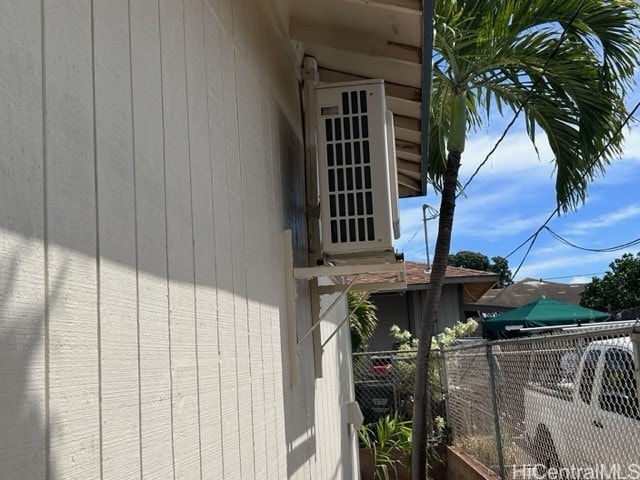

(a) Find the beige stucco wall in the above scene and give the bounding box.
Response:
[0,0,357,478]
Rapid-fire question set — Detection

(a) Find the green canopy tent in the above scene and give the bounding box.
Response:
[483,297,610,339]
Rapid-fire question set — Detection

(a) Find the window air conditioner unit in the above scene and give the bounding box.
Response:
[315,79,400,264]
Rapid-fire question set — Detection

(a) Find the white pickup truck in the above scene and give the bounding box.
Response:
[524,336,640,472]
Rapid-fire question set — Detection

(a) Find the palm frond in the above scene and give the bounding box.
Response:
[428,0,640,210]
[348,291,378,353]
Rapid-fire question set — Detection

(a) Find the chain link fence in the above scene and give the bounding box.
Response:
[353,350,447,440]
[443,323,640,479]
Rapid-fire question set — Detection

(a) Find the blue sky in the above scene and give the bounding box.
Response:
[396,87,640,285]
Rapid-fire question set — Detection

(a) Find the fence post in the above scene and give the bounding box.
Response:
[631,331,640,411]
[486,344,505,480]
[438,345,451,440]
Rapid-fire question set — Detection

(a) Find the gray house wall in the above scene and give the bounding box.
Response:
[368,284,465,351]
[0,1,357,479]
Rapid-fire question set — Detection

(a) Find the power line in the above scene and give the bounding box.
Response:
[399,210,440,253]
[399,225,423,252]
[405,1,584,255]
[406,0,637,276]
[506,98,640,279]
[544,226,640,253]
[543,272,605,281]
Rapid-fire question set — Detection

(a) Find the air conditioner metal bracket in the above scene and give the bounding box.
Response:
[283,229,406,385]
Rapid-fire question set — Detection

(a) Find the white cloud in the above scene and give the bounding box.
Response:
[621,129,640,160]
[569,276,594,284]
[397,116,640,281]
[459,130,555,180]
[570,204,640,234]
[513,249,609,280]
[509,237,626,281]
[456,210,548,241]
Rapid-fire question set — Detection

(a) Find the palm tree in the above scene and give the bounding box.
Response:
[411,1,640,478]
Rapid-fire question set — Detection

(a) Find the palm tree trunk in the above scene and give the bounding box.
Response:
[411,149,461,480]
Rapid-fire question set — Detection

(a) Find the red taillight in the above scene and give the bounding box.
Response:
[371,365,390,375]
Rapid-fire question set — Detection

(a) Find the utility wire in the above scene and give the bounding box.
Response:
[544,226,640,253]
[407,0,636,275]
[403,2,585,253]
[414,1,585,260]
[399,211,441,253]
[543,272,605,281]
[507,98,640,279]
[399,225,422,252]
[457,0,638,278]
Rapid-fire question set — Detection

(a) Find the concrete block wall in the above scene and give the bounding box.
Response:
[0,0,357,478]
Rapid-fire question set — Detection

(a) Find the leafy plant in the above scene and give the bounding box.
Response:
[359,415,441,480]
[359,415,413,480]
[349,291,378,353]
[390,320,478,435]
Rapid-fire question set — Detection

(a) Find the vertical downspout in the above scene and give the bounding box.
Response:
[421,0,435,194]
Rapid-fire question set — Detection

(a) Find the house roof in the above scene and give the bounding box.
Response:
[278,0,430,198]
[355,261,499,303]
[475,277,586,309]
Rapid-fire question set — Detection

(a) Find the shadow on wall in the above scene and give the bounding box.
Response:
[0,253,66,480]
[276,112,319,478]
[281,279,318,479]
[337,322,356,480]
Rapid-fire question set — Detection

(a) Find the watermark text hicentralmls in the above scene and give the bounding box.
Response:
[512,463,640,479]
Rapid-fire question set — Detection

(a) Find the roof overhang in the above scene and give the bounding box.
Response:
[276,0,433,198]
[405,278,499,304]
[351,262,499,299]
[459,281,499,304]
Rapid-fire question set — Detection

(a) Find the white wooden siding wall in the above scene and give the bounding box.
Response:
[45,1,101,478]
[0,0,358,479]
[0,2,46,479]
[315,293,358,480]
[94,0,140,478]
[131,0,176,475]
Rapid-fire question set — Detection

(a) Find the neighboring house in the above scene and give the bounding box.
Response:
[1,1,429,479]
[475,277,587,314]
[356,261,499,351]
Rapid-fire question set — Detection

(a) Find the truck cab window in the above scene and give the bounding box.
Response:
[599,348,639,419]
[579,349,601,404]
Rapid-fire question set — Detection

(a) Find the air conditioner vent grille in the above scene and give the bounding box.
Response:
[322,89,376,244]
[315,79,398,262]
